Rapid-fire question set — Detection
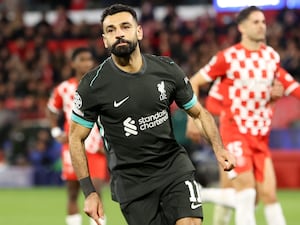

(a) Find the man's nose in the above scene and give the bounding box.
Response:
[115,28,125,38]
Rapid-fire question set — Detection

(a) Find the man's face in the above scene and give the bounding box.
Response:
[72,52,94,75]
[239,11,266,42]
[102,12,143,57]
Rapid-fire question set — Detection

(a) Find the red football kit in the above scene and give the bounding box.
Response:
[200,43,300,181]
[47,77,107,181]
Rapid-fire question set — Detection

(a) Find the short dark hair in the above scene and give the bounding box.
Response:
[71,47,91,61]
[100,4,138,25]
[236,6,263,24]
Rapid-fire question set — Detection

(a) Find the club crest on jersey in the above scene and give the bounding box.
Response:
[73,91,82,109]
[157,81,167,101]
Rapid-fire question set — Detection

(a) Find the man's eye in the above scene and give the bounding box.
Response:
[123,25,131,29]
[107,28,114,33]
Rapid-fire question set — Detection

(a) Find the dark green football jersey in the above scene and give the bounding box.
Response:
[72,54,197,203]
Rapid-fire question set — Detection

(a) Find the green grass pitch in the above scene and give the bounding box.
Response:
[0,186,299,225]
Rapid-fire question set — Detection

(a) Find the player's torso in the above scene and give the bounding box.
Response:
[90,57,177,141]
[78,55,191,172]
[220,45,278,136]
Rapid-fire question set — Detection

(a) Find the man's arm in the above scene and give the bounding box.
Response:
[69,120,91,180]
[46,108,67,143]
[186,72,211,142]
[69,120,104,225]
[186,101,235,171]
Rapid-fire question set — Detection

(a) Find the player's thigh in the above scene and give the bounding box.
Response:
[66,180,80,200]
[256,157,278,204]
[231,170,255,191]
[224,139,255,190]
[161,173,203,225]
[120,192,164,225]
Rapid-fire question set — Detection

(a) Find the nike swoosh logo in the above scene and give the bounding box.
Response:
[114,96,129,107]
[191,202,202,210]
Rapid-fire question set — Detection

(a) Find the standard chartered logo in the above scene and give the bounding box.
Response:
[123,110,169,136]
[138,110,168,130]
[123,117,138,136]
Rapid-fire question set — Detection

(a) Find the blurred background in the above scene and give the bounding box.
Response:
[0,0,300,190]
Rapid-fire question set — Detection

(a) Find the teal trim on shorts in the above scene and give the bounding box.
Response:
[71,113,94,128]
[183,94,197,110]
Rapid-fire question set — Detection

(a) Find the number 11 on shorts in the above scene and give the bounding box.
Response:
[185,180,202,209]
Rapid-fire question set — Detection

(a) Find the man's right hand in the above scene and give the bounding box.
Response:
[270,79,284,102]
[84,192,105,225]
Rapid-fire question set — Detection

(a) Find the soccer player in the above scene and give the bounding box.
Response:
[47,47,107,225]
[68,4,235,225]
[196,74,285,225]
[186,6,300,225]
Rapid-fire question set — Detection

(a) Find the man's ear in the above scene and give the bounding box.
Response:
[137,25,143,41]
[102,34,108,48]
[237,23,243,34]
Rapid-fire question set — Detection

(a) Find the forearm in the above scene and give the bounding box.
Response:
[69,121,91,179]
[187,104,235,171]
[69,129,97,197]
[192,106,224,152]
[69,137,89,178]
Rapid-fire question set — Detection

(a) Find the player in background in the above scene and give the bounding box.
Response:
[197,73,285,225]
[47,47,107,225]
[186,6,300,225]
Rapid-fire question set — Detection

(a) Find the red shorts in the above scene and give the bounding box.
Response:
[221,127,271,182]
[61,144,108,181]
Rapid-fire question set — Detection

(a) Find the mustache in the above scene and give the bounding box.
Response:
[113,38,130,47]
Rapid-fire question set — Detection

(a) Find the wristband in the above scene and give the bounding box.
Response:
[51,127,63,138]
[79,176,96,198]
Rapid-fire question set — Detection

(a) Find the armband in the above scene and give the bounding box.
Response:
[79,176,96,198]
[51,127,63,138]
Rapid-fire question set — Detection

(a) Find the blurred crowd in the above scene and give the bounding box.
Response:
[0,1,300,181]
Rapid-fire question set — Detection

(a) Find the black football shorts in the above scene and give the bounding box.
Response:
[120,172,203,225]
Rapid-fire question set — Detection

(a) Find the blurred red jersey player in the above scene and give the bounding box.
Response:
[47,47,107,225]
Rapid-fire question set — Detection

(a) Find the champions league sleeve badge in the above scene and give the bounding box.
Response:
[72,91,84,117]
[74,91,82,109]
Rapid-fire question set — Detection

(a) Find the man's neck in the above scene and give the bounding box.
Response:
[112,49,143,73]
[240,39,263,51]
[75,74,83,81]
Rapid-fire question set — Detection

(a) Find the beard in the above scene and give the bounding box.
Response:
[109,38,138,57]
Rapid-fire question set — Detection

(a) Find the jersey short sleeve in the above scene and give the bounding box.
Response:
[47,86,63,114]
[199,51,229,81]
[276,67,300,98]
[171,62,197,110]
[71,74,99,129]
